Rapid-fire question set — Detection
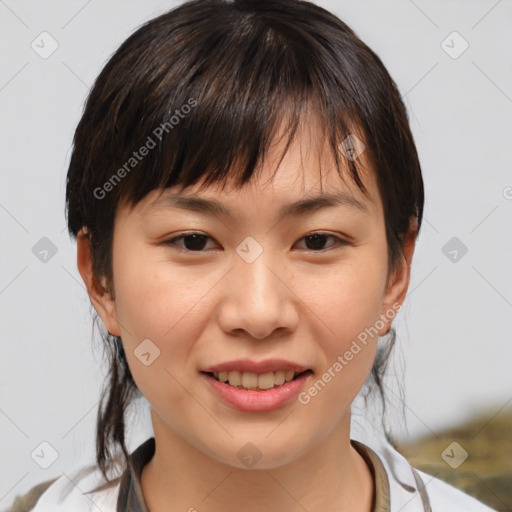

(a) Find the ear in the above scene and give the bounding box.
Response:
[378,218,418,335]
[76,227,122,337]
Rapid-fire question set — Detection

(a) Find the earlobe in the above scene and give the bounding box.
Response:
[379,219,418,335]
[76,227,122,337]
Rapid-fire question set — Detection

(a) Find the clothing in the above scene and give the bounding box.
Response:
[116,439,391,512]
[10,437,496,512]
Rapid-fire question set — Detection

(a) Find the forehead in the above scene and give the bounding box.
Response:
[123,113,382,220]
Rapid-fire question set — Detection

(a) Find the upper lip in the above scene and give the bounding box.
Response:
[201,358,310,374]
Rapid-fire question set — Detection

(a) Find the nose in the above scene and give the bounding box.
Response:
[216,249,300,340]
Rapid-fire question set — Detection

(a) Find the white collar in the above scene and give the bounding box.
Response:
[375,442,432,511]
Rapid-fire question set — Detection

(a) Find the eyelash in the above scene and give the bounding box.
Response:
[162,231,349,254]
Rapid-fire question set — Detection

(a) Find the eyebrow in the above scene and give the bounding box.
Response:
[153,191,368,220]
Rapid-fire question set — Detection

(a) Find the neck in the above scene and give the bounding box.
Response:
[140,410,374,512]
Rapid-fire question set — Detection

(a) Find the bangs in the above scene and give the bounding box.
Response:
[76,0,374,222]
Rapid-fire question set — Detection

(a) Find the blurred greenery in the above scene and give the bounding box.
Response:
[395,408,512,511]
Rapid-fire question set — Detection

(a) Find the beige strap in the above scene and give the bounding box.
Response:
[411,468,432,512]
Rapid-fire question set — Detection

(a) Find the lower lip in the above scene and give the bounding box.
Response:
[201,371,312,412]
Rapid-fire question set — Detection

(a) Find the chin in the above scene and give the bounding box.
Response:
[200,434,310,471]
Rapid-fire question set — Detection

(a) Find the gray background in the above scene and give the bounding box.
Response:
[1,0,511,506]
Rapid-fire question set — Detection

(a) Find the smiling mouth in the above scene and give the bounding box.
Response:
[202,369,312,391]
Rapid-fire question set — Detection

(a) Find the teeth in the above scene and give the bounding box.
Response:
[285,370,295,382]
[257,372,273,389]
[242,372,258,389]
[212,370,302,389]
[274,371,286,386]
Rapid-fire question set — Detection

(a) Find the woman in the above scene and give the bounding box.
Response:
[12,0,496,510]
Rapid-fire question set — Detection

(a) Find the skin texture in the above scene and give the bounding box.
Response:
[77,118,416,512]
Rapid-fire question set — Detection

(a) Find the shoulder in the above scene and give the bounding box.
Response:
[413,467,497,512]
[367,441,497,512]
[6,463,121,512]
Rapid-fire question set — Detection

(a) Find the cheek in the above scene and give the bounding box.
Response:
[296,248,388,399]
[305,253,387,342]
[110,245,214,391]
[112,237,207,339]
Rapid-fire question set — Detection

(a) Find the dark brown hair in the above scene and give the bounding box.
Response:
[65,0,424,489]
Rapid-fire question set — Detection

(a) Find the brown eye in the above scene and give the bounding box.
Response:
[164,232,217,252]
[162,231,348,254]
[296,233,348,252]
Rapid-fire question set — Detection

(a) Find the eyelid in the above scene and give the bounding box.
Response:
[161,230,350,253]
[295,232,350,251]
[162,231,219,253]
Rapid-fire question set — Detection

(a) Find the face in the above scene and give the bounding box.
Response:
[78,118,414,470]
